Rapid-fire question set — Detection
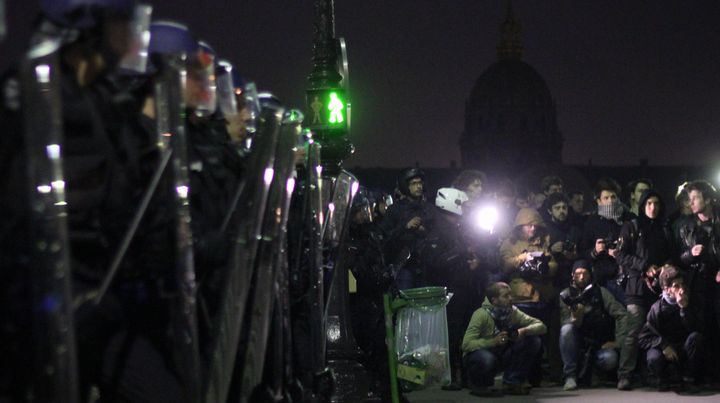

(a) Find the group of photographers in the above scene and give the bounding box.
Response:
[354,169,720,398]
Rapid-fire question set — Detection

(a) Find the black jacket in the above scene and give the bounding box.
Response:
[379,196,432,267]
[616,190,670,306]
[580,209,635,283]
[677,205,720,284]
[638,297,703,350]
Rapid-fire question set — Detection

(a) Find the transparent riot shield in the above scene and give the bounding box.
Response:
[323,171,372,401]
[239,109,300,401]
[305,141,326,374]
[20,39,78,402]
[153,54,201,402]
[203,106,282,403]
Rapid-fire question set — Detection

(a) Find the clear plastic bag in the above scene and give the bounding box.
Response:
[394,291,451,391]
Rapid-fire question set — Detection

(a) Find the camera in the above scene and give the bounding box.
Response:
[519,251,550,279]
[602,237,618,250]
[559,284,594,309]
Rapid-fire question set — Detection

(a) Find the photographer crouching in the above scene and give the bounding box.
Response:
[559,260,629,391]
[461,282,546,396]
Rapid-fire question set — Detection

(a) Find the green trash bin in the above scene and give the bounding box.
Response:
[384,287,451,402]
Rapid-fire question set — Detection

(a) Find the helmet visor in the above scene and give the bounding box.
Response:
[187,48,217,116]
[118,4,152,73]
[215,60,237,117]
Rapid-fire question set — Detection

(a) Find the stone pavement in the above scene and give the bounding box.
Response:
[406,385,720,403]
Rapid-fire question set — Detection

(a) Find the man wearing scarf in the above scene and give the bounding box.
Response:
[580,177,635,304]
[461,282,546,397]
[638,265,704,393]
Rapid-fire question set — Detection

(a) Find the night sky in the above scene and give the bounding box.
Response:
[3,1,720,169]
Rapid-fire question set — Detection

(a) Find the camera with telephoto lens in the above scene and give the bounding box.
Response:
[559,284,594,310]
[519,251,550,279]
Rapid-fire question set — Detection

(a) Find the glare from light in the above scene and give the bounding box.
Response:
[328,202,335,213]
[176,185,189,199]
[46,144,61,160]
[51,180,65,190]
[473,206,499,234]
[315,165,322,176]
[35,64,51,84]
[286,177,296,194]
[351,181,359,197]
[37,184,52,194]
[264,168,274,186]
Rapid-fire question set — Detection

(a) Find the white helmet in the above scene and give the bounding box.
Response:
[435,187,468,216]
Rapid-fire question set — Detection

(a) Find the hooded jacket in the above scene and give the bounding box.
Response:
[499,208,558,302]
[616,189,671,306]
[461,298,546,354]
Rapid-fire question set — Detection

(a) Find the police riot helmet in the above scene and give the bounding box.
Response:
[258,92,282,110]
[39,0,135,29]
[148,20,198,56]
[397,167,425,197]
[435,188,468,216]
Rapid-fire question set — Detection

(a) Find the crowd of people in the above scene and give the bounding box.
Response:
[348,168,720,399]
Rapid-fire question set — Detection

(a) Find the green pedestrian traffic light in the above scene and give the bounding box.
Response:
[306,88,348,131]
[328,92,344,124]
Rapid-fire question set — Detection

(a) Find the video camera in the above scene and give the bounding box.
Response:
[519,251,550,279]
[559,284,594,310]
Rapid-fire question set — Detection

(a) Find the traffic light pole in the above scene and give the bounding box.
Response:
[305,1,371,402]
[306,0,353,176]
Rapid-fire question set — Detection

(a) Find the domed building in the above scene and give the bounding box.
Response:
[460,2,563,176]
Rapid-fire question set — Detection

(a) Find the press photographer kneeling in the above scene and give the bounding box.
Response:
[461,282,546,397]
[559,260,629,391]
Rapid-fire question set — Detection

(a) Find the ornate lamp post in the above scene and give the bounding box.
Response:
[305,1,371,401]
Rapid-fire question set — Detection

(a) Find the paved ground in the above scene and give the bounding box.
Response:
[406,385,720,402]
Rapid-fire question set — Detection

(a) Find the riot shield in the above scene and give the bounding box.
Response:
[203,106,282,403]
[305,141,326,375]
[322,171,372,402]
[239,109,300,401]
[20,39,78,402]
[153,54,201,402]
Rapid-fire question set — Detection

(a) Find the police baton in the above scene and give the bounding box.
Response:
[94,148,173,304]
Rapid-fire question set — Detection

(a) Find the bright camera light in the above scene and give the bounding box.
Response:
[473,205,499,234]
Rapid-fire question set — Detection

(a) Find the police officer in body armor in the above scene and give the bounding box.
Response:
[559,260,629,391]
[422,188,484,390]
[380,167,432,290]
[0,1,192,401]
[346,189,396,401]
